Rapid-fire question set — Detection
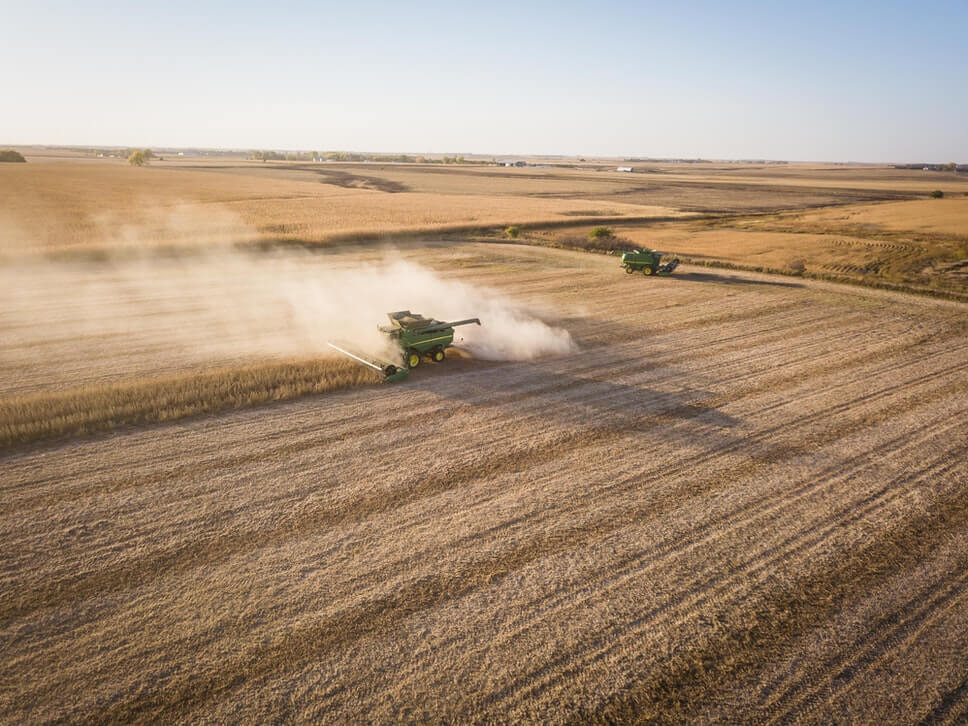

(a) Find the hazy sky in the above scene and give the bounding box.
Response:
[2,1,965,161]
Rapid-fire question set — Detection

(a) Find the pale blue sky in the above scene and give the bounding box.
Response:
[2,1,965,161]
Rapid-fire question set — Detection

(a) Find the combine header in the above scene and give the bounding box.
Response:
[328,310,481,382]
[621,248,680,276]
[327,342,410,382]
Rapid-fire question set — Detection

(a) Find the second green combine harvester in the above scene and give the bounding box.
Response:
[621,248,680,276]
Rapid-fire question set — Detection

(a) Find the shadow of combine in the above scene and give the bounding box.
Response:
[415,362,742,450]
[674,270,805,288]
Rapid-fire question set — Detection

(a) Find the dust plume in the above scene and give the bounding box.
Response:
[0,247,577,385]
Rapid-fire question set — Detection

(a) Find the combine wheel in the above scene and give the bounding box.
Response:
[624,266,634,274]
[407,350,421,368]
[642,266,654,276]
[432,348,446,362]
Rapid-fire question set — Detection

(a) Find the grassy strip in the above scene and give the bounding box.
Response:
[486,232,968,304]
[672,255,968,303]
[0,358,380,451]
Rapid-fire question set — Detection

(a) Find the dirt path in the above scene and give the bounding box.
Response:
[2,243,966,723]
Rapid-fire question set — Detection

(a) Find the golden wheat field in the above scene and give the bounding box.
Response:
[2,156,968,723]
[0,160,682,254]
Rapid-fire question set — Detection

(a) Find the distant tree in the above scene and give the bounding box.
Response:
[589,226,614,240]
[930,190,944,198]
[0,150,26,162]
[504,225,520,239]
[127,150,148,166]
[142,148,155,160]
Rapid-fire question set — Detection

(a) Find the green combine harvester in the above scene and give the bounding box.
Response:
[379,310,481,368]
[328,310,481,382]
[621,248,680,276]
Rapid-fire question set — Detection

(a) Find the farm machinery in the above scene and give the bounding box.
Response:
[621,248,680,276]
[328,310,481,382]
[380,311,481,368]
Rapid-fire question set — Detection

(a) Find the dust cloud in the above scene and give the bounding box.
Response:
[1,249,577,373]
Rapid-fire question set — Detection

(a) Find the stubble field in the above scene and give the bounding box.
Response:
[2,239,967,723]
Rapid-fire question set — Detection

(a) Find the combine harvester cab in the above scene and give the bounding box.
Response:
[379,310,481,368]
[621,248,680,276]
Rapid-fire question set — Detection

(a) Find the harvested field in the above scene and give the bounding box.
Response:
[2,243,966,723]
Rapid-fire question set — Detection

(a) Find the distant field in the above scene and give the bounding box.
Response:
[5,157,966,258]
[533,196,968,298]
[793,196,968,236]
[0,161,680,254]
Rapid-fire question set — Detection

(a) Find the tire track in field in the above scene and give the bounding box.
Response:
[13,318,960,540]
[435,313,952,437]
[332,413,965,713]
[447,406,964,654]
[0,417,684,621]
[580,478,968,725]
[458,424,966,719]
[7,341,964,627]
[3,298,964,628]
[919,676,968,726]
[108,447,968,726]
[310,353,968,635]
[510,463,964,722]
[764,568,968,724]
[13,418,960,724]
[7,337,959,611]
[82,375,967,723]
[301,403,965,699]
